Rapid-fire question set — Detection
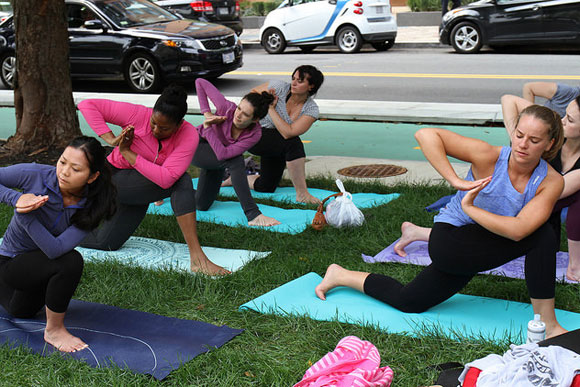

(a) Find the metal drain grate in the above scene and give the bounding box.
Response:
[337,164,408,178]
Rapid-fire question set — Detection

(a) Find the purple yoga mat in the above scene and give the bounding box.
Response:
[362,239,576,284]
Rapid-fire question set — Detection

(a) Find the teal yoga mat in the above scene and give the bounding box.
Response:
[192,178,401,208]
[77,236,270,273]
[239,273,580,344]
[147,200,316,234]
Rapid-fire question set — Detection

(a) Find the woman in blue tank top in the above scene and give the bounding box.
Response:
[315,105,568,339]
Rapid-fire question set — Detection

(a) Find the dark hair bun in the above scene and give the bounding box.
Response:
[154,84,188,124]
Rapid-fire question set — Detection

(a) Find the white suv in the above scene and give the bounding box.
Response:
[260,0,397,54]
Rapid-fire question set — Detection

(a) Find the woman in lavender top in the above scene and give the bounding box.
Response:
[193,78,280,226]
[0,137,116,352]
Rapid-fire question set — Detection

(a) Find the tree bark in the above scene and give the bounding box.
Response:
[4,0,80,156]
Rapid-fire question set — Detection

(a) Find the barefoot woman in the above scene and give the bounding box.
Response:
[317,105,568,339]
[0,137,116,352]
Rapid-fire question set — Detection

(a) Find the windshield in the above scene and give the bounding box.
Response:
[93,0,179,27]
[0,1,11,12]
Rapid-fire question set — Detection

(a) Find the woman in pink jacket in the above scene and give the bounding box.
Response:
[79,85,229,276]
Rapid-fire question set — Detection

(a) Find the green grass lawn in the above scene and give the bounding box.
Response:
[0,177,578,386]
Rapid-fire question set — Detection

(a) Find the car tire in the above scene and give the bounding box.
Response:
[336,26,363,53]
[299,45,317,53]
[0,52,16,89]
[124,53,162,93]
[371,40,395,52]
[450,22,482,54]
[262,28,286,54]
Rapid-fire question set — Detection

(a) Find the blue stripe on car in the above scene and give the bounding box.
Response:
[290,0,349,43]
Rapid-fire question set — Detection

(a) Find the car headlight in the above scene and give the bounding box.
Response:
[162,39,204,50]
[442,8,461,22]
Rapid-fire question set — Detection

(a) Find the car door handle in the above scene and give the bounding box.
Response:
[532,5,540,10]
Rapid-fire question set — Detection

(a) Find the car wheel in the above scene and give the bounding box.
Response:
[262,28,286,54]
[0,52,15,89]
[336,26,362,53]
[299,45,317,53]
[371,40,395,52]
[124,53,162,93]
[450,22,482,54]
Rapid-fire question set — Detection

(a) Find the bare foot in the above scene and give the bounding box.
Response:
[566,263,580,282]
[154,200,164,206]
[315,264,346,301]
[247,174,259,190]
[221,176,232,187]
[190,252,231,276]
[296,191,321,204]
[393,221,431,257]
[546,324,568,339]
[44,326,88,353]
[248,214,281,227]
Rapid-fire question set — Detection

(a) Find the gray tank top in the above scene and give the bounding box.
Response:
[259,80,319,129]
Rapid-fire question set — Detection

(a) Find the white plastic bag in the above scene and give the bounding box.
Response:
[325,179,364,228]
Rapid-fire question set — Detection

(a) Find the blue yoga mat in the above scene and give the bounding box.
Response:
[147,200,316,234]
[0,299,242,380]
[239,273,580,344]
[77,236,270,273]
[193,178,401,208]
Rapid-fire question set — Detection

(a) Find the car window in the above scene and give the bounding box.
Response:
[292,0,320,5]
[0,1,11,12]
[92,0,180,27]
[67,4,100,29]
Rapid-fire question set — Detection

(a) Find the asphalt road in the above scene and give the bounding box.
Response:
[13,45,579,104]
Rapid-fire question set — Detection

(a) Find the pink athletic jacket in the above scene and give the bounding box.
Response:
[78,99,198,189]
[293,336,394,387]
[196,78,261,161]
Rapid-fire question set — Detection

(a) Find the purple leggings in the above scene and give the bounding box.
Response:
[553,189,580,241]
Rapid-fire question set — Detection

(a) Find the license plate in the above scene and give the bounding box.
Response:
[217,7,229,15]
[375,6,385,13]
[222,51,235,63]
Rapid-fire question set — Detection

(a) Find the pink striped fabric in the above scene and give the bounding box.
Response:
[293,336,394,387]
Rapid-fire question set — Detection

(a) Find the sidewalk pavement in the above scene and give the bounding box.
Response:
[240,26,441,50]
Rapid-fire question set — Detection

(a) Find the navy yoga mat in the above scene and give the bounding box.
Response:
[0,300,242,380]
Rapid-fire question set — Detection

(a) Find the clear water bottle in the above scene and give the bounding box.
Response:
[526,314,546,344]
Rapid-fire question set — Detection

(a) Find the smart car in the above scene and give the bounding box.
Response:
[440,0,580,54]
[0,0,243,92]
[260,0,397,54]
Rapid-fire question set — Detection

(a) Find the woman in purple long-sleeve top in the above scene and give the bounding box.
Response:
[0,137,116,353]
[193,78,280,226]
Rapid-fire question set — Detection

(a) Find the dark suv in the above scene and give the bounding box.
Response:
[154,0,243,36]
[0,0,243,92]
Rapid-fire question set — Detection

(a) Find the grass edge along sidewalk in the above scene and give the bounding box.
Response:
[0,177,578,386]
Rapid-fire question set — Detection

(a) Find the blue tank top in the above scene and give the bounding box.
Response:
[434,147,548,227]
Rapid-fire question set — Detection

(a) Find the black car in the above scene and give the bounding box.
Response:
[440,0,580,54]
[0,0,243,93]
[154,0,243,36]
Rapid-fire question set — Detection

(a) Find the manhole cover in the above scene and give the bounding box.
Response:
[337,164,408,178]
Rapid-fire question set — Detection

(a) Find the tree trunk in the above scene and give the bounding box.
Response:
[4,0,80,156]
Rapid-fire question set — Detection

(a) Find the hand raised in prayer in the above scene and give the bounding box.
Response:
[202,114,227,129]
[461,176,492,210]
[15,193,49,213]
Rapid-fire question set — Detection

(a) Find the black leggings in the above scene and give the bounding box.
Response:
[192,140,260,221]
[364,222,557,313]
[81,165,195,251]
[248,127,305,193]
[0,250,83,318]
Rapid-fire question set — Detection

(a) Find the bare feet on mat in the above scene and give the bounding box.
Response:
[394,221,431,257]
[248,214,281,227]
[190,252,231,276]
[566,263,580,282]
[44,327,88,353]
[296,191,321,204]
[154,200,164,206]
[221,176,232,187]
[546,325,568,340]
[315,264,345,301]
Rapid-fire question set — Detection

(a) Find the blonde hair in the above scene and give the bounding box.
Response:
[515,104,564,161]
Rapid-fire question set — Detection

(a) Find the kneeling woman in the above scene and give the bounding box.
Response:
[316,105,568,339]
[0,137,116,352]
[193,78,280,227]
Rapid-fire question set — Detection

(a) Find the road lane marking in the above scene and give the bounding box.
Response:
[230,71,580,80]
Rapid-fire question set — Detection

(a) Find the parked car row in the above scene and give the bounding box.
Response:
[0,0,243,92]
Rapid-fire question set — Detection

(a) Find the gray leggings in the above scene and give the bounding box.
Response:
[192,140,261,221]
[81,166,195,251]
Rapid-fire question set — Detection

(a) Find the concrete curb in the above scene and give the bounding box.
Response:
[241,41,445,50]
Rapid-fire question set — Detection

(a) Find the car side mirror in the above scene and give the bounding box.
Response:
[328,0,337,3]
[84,19,107,32]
